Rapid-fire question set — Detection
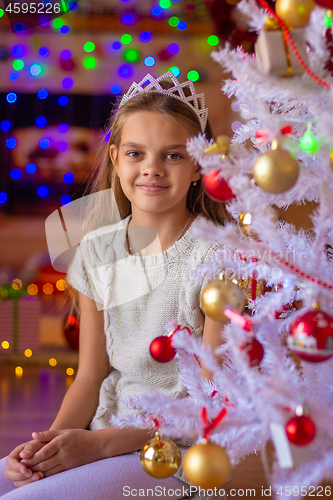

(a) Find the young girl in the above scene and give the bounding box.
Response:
[1,72,228,500]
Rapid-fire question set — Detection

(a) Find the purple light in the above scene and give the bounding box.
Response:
[168,43,179,54]
[12,45,27,57]
[60,25,70,34]
[60,50,72,60]
[62,77,74,89]
[104,131,111,142]
[9,72,19,81]
[14,23,24,32]
[151,6,163,16]
[57,141,68,152]
[39,15,50,27]
[58,123,69,133]
[122,14,133,24]
[111,83,122,95]
[139,31,152,43]
[39,47,49,57]
[118,64,133,79]
[112,41,122,51]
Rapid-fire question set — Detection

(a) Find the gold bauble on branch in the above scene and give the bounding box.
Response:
[204,135,230,157]
[200,280,246,322]
[140,431,181,478]
[253,141,299,193]
[238,206,279,239]
[275,0,315,28]
[183,440,231,489]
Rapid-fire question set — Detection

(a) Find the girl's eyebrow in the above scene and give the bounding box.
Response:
[122,142,187,149]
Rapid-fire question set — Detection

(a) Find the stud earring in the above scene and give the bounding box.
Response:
[193,181,197,186]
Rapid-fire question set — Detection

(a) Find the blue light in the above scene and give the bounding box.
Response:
[122,14,133,24]
[6,138,17,149]
[58,123,69,133]
[111,41,121,51]
[7,93,17,103]
[57,141,68,152]
[177,20,187,30]
[37,186,49,197]
[139,31,152,43]
[104,131,111,142]
[63,172,74,184]
[62,77,74,89]
[0,120,11,131]
[9,72,19,81]
[11,168,21,180]
[0,192,7,204]
[118,64,133,78]
[152,6,163,16]
[144,56,155,67]
[60,49,72,60]
[169,66,181,77]
[39,46,49,57]
[60,25,70,34]
[111,83,122,95]
[168,43,179,54]
[36,116,47,128]
[38,88,48,99]
[39,138,50,149]
[61,195,71,205]
[26,163,37,174]
[58,96,69,106]
[12,45,24,56]
[68,0,78,10]
[14,23,24,32]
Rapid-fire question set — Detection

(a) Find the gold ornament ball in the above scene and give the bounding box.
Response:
[275,0,315,28]
[200,280,246,322]
[238,212,258,240]
[253,147,299,194]
[140,432,181,478]
[183,441,231,489]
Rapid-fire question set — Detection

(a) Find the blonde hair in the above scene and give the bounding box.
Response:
[65,82,230,319]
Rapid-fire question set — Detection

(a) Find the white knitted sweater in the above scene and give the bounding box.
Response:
[67,214,223,496]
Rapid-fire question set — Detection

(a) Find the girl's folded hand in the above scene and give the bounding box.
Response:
[5,438,45,488]
[19,429,103,478]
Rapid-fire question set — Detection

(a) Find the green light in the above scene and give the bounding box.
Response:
[207,35,219,46]
[299,130,318,153]
[121,34,132,45]
[187,70,199,82]
[83,57,97,69]
[159,0,171,8]
[53,18,64,29]
[123,48,140,63]
[84,42,95,53]
[60,1,69,12]
[0,8,4,18]
[169,16,179,27]
[324,14,332,30]
[13,59,24,71]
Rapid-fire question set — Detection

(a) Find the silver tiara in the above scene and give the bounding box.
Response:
[118,71,209,133]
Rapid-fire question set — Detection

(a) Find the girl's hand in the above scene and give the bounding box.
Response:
[19,429,103,478]
[5,439,45,488]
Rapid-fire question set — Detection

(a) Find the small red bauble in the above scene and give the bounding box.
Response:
[64,315,80,350]
[313,0,333,9]
[285,415,316,446]
[150,336,176,363]
[287,310,333,363]
[240,337,264,366]
[201,171,235,203]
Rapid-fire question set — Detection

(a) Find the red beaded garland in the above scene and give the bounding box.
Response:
[285,415,316,446]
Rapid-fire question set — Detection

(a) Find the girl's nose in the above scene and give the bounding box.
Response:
[141,155,165,176]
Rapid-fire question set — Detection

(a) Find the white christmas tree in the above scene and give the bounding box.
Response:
[111,1,333,497]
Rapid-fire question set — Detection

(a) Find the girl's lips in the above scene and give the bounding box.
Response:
[137,185,169,192]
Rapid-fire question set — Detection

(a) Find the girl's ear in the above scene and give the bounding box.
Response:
[110,145,118,171]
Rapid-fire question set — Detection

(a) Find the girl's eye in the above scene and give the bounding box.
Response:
[166,153,182,160]
[127,151,141,158]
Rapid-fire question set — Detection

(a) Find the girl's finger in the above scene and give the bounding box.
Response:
[20,440,59,468]
[30,454,62,473]
[4,466,31,482]
[13,472,43,488]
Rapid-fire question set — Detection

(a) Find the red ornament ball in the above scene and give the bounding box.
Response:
[287,310,333,363]
[240,337,265,366]
[64,315,80,350]
[313,0,333,8]
[240,337,264,367]
[285,415,316,446]
[201,171,235,203]
[150,336,176,363]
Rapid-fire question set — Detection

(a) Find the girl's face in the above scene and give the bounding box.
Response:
[110,111,201,218]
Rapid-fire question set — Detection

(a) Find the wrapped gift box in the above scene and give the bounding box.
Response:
[255,28,308,77]
[0,295,41,353]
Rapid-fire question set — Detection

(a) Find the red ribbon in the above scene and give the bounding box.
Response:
[169,324,202,368]
[201,406,228,440]
[223,308,253,332]
[255,124,293,146]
